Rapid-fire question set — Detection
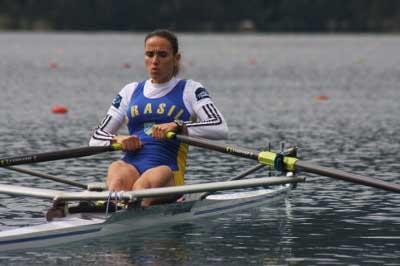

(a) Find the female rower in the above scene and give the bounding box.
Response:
[89,29,228,206]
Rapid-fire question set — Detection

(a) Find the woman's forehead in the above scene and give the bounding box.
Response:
[145,36,172,50]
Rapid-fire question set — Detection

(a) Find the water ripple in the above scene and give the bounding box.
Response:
[1,33,400,265]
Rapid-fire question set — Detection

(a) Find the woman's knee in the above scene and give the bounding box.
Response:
[132,178,151,190]
[107,160,140,190]
[108,160,129,172]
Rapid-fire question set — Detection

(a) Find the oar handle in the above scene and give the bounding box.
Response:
[0,144,122,167]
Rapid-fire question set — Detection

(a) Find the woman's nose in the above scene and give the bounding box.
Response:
[151,56,160,64]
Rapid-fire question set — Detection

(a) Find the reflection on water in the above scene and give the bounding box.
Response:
[0,33,400,265]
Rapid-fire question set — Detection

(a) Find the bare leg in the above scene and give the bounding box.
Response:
[133,165,175,206]
[107,160,140,191]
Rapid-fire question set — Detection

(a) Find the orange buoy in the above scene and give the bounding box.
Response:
[51,105,68,114]
[122,63,131,69]
[48,62,58,69]
[314,95,329,101]
[248,58,257,65]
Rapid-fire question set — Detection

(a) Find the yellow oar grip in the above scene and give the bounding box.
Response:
[111,143,123,150]
[166,132,176,139]
[258,151,298,171]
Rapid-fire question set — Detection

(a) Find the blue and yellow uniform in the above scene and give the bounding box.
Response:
[121,80,190,185]
[89,78,229,186]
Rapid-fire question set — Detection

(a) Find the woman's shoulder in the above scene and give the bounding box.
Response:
[121,81,140,91]
[182,79,213,104]
[184,79,203,89]
[183,79,208,96]
[118,81,140,98]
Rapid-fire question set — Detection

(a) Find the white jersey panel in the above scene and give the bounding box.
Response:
[183,80,228,139]
[89,82,136,146]
[89,79,228,146]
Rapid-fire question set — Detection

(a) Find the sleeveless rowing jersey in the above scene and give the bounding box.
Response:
[122,79,191,185]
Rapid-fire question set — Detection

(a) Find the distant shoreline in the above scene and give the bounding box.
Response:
[1,1,400,33]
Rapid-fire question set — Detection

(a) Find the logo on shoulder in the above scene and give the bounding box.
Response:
[112,94,122,109]
[195,87,210,101]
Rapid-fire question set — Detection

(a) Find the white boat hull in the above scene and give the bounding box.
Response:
[0,185,290,251]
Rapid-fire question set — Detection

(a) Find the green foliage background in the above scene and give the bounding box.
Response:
[1,0,399,32]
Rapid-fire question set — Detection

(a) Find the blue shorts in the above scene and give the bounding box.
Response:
[121,143,178,175]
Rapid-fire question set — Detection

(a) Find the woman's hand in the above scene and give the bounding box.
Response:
[112,135,143,151]
[152,122,184,140]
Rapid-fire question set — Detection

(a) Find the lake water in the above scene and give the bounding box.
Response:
[0,32,399,265]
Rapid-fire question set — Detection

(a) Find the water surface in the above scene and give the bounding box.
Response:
[0,32,399,265]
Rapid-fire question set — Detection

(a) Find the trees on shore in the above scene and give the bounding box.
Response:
[1,0,399,32]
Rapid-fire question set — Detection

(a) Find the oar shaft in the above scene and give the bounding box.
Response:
[2,166,87,189]
[230,163,266,181]
[168,133,295,169]
[0,144,122,167]
[295,161,400,193]
[168,133,400,193]
[170,133,260,160]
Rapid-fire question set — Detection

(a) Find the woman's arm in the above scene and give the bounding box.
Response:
[183,81,229,140]
[89,83,137,146]
[89,113,124,146]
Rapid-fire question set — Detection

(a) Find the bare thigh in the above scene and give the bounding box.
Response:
[107,160,140,191]
[133,165,175,206]
[133,165,175,190]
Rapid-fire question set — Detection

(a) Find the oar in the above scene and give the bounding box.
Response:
[167,133,400,193]
[0,144,122,167]
[2,166,87,189]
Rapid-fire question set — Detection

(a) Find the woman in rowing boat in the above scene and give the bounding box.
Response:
[89,29,228,206]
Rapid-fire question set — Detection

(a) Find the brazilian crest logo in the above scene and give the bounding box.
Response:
[144,122,155,136]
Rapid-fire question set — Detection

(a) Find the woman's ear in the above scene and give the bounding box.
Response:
[175,53,181,62]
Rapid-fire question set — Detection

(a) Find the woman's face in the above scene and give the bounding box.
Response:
[144,36,180,84]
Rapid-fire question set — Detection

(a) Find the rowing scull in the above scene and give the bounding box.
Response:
[1,133,399,252]
[0,175,301,252]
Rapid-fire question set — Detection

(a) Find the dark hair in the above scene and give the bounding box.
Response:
[144,29,180,76]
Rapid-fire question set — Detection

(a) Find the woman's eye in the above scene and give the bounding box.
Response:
[145,51,155,57]
[145,51,169,58]
[158,51,168,58]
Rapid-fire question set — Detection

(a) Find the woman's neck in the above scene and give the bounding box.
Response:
[150,77,177,89]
